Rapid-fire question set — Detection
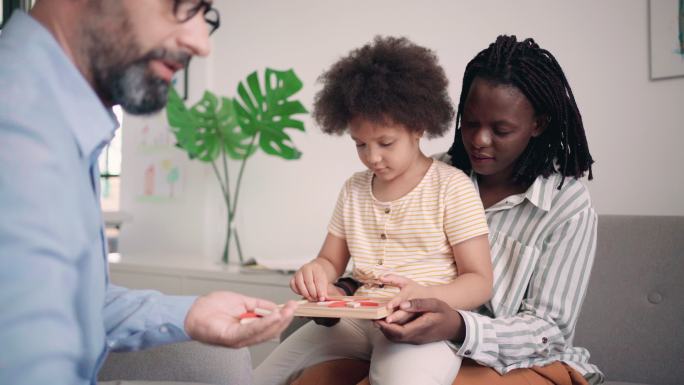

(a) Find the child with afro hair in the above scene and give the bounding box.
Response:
[254,36,493,385]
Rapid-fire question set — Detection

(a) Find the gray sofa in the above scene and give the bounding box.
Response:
[99,215,684,385]
[573,215,683,385]
[98,341,252,384]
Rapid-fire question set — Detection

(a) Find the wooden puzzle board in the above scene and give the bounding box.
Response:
[292,296,390,319]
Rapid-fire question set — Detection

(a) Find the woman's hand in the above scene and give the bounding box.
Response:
[374,298,465,345]
[381,274,429,312]
[290,260,334,301]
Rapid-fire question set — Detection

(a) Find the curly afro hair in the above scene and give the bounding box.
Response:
[313,36,454,138]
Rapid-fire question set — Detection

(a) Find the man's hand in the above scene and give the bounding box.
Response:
[374,298,465,345]
[184,291,296,348]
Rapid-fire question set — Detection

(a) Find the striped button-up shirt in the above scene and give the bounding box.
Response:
[446,164,603,384]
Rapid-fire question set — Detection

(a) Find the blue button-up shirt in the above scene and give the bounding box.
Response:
[0,12,195,385]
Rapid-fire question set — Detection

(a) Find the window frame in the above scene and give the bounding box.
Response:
[2,0,34,29]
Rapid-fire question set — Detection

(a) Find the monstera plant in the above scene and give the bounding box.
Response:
[166,68,307,264]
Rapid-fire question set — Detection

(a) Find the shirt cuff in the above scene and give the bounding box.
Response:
[158,295,196,338]
[136,294,197,348]
[446,310,483,359]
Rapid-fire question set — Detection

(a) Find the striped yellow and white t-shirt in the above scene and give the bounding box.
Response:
[328,159,489,298]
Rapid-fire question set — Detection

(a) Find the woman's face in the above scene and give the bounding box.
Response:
[460,77,545,185]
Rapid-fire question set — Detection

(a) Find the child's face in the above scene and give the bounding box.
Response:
[349,117,423,183]
[460,77,545,185]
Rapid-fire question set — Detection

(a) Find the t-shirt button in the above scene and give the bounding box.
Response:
[160,326,169,333]
[464,350,471,356]
[384,208,391,214]
[542,337,548,344]
[380,233,387,240]
[378,259,384,265]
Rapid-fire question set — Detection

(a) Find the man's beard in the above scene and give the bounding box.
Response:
[83,17,190,115]
[93,49,190,115]
[102,49,190,115]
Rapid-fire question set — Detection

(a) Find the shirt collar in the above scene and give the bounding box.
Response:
[8,11,119,158]
[470,172,558,212]
[523,174,557,211]
[438,152,557,211]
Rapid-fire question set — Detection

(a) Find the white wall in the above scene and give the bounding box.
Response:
[119,0,684,264]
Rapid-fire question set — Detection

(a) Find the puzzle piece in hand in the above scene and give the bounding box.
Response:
[239,311,262,325]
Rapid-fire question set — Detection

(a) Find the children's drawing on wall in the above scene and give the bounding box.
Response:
[649,0,684,79]
[138,159,183,201]
[138,123,175,150]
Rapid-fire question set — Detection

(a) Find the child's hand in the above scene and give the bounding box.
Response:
[290,260,332,302]
[309,283,347,327]
[381,274,429,311]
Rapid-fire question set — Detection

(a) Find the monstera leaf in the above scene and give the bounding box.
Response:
[233,68,308,160]
[167,87,256,162]
[164,69,307,265]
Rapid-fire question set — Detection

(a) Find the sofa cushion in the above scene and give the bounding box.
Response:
[574,215,684,385]
[98,341,252,385]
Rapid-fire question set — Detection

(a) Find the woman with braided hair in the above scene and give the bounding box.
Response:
[288,35,603,385]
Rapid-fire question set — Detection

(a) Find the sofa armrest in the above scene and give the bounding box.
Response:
[98,341,252,385]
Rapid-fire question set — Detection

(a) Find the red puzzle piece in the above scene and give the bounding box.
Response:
[359,301,379,307]
[239,311,261,319]
[327,301,348,308]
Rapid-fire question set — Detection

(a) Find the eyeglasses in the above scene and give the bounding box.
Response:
[173,0,221,35]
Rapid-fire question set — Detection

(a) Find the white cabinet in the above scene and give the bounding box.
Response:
[110,270,184,295]
[108,257,297,366]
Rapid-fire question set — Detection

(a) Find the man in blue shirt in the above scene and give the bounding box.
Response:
[0,1,297,384]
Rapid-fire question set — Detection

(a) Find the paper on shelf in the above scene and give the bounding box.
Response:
[241,255,312,274]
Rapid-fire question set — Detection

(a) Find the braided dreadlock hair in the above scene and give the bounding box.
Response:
[447,35,594,189]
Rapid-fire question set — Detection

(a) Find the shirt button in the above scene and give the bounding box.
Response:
[542,337,548,344]
[107,340,117,348]
[464,350,471,356]
[384,208,391,214]
[380,233,387,240]
[160,326,169,333]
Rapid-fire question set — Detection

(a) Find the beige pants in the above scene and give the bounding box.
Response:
[254,318,461,385]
